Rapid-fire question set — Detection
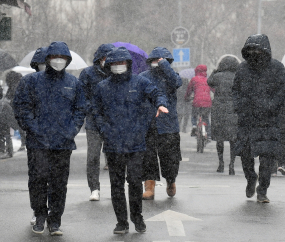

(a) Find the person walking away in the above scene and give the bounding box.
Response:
[208,55,240,175]
[139,47,182,200]
[79,43,114,201]
[5,71,26,151]
[185,65,213,139]
[92,47,168,234]
[0,86,19,159]
[232,34,285,203]
[13,41,86,235]
[179,68,195,133]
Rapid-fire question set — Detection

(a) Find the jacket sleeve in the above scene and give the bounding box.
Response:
[232,69,241,114]
[263,65,285,113]
[78,69,92,114]
[141,77,168,109]
[158,59,182,90]
[91,84,108,135]
[72,80,87,134]
[13,76,39,135]
[207,70,218,88]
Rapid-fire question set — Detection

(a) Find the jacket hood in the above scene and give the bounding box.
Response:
[30,47,48,70]
[105,47,133,81]
[105,47,132,65]
[45,41,72,68]
[195,65,207,77]
[241,34,271,62]
[93,43,115,64]
[216,56,240,72]
[147,47,174,64]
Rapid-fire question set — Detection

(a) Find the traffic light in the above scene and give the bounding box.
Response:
[0,17,12,41]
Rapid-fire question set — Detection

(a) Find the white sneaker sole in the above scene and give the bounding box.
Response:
[89,197,100,201]
[113,229,129,234]
[50,230,63,236]
[32,228,44,234]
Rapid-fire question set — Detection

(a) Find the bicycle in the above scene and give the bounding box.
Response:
[196,110,208,153]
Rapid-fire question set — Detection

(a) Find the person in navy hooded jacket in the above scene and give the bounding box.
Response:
[13,41,86,236]
[139,47,182,200]
[79,43,114,202]
[92,47,168,234]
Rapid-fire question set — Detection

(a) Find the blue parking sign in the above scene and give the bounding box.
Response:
[173,48,190,67]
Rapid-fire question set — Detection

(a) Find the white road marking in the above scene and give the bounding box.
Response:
[146,210,202,236]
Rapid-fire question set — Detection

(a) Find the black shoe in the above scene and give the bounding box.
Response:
[48,223,63,236]
[217,164,224,173]
[191,127,197,137]
[32,216,45,234]
[0,153,12,159]
[113,223,129,234]
[257,194,270,203]
[278,166,285,175]
[246,178,257,198]
[134,219,146,233]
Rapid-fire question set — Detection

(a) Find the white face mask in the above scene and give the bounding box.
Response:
[37,64,46,71]
[111,64,127,74]
[49,58,67,71]
[151,62,159,68]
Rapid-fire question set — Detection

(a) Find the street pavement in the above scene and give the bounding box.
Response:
[1,131,285,242]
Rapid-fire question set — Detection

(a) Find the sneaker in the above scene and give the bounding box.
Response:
[278,166,285,175]
[0,153,12,159]
[32,216,45,234]
[246,177,257,198]
[257,194,270,203]
[48,223,63,236]
[103,165,109,170]
[271,173,277,177]
[30,212,36,225]
[134,219,146,233]
[89,189,100,201]
[113,223,129,234]
[191,126,197,137]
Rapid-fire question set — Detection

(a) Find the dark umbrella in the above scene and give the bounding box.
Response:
[0,49,18,72]
[112,42,148,74]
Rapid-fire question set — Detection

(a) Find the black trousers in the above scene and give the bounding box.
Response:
[27,149,72,226]
[106,152,144,225]
[143,125,181,183]
[240,143,275,196]
[86,129,103,191]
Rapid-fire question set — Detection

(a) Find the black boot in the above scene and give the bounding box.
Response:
[217,162,224,173]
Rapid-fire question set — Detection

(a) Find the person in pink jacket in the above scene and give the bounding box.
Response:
[184,65,213,138]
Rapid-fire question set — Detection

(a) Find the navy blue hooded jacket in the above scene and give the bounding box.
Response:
[30,47,48,71]
[13,41,86,150]
[79,43,114,130]
[92,47,167,153]
[139,47,182,134]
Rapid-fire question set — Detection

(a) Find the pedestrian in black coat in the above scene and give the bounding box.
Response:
[232,34,285,203]
[208,55,240,175]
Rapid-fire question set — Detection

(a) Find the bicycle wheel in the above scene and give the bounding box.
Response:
[197,128,204,153]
